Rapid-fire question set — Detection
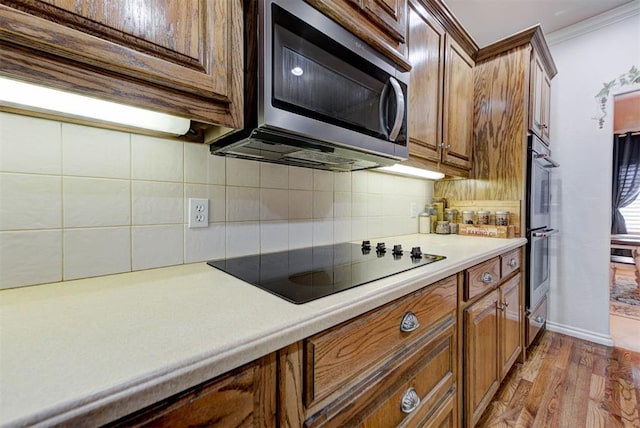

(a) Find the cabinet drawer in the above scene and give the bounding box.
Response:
[307,318,457,428]
[305,275,457,406]
[527,295,547,347]
[465,257,500,301]
[500,248,521,278]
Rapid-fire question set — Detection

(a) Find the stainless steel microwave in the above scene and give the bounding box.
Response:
[209,0,410,172]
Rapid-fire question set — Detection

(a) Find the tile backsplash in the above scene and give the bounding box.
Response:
[0,112,433,289]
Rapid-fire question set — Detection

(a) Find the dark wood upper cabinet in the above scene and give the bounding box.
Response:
[0,0,243,130]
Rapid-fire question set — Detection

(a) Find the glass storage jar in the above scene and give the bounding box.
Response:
[495,211,510,226]
[476,210,490,225]
[462,210,474,224]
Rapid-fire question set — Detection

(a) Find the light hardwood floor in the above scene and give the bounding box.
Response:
[477,331,640,427]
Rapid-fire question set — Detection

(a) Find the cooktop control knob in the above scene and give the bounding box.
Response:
[362,240,371,250]
[392,244,403,255]
[376,242,386,253]
[410,247,422,258]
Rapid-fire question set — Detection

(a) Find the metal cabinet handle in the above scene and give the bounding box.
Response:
[498,303,505,311]
[481,272,493,283]
[400,312,420,332]
[535,316,544,323]
[509,258,517,267]
[400,387,421,413]
[503,301,509,308]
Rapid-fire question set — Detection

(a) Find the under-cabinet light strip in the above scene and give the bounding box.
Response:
[0,76,191,135]
[377,164,445,180]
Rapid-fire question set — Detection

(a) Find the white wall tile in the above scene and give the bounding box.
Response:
[289,190,312,219]
[226,158,259,187]
[351,218,368,241]
[368,217,384,239]
[352,193,368,217]
[260,163,289,189]
[1,173,62,230]
[63,177,130,227]
[367,172,385,194]
[333,218,352,243]
[184,142,208,184]
[184,223,225,263]
[226,186,260,222]
[313,220,333,246]
[334,192,352,218]
[313,191,334,219]
[367,193,384,217]
[226,222,260,257]
[132,181,183,225]
[260,188,289,220]
[260,221,289,253]
[313,170,334,191]
[352,171,368,193]
[62,123,130,178]
[0,112,61,175]
[63,227,131,280]
[289,166,313,190]
[208,155,226,185]
[132,225,183,270]
[334,172,352,192]
[131,135,183,182]
[289,220,313,249]
[0,230,62,289]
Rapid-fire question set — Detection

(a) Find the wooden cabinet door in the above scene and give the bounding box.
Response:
[464,288,500,428]
[305,0,410,70]
[442,35,474,170]
[108,354,276,427]
[0,0,243,127]
[361,0,407,45]
[407,0,445,164]
[529,48,550,143]
[499,273,522,380]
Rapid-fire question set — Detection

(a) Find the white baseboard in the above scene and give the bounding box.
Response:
[546,321,614,347]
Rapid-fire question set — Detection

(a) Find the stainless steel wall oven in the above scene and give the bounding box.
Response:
[526,135,559,324]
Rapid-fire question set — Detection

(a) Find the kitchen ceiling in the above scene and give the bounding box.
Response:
[443,0,636,47]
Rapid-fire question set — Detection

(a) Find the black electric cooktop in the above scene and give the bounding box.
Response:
[207,242,445,304]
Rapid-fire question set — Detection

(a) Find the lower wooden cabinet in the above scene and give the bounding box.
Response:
[279,275,458,427]
[462,249,523,428]
[107,354,276,427]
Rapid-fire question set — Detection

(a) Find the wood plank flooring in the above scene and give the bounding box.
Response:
[477,331,640,427]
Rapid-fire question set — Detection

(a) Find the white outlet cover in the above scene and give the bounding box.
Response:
[188,198,209,228]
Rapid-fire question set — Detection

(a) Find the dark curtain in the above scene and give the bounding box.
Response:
[611,132,640,235]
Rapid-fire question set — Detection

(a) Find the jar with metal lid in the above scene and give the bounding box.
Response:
[462,210,474,224]
[495,210,510,226]
[476,210,490,225]
[436,220,450,234]
[444,208,458,223]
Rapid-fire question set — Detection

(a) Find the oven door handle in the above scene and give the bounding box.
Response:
[534,152,560,168]
[532,228,559,238]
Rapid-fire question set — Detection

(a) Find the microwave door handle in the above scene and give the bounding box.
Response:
[532,228,559,238]
[379,77,405,141]
[388,77,405,142]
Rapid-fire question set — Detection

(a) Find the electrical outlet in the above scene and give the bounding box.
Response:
[188,198,209,228]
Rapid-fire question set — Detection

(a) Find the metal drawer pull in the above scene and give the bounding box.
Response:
[400,312,420,332]
[481,272,493,283]
[509,258,517,267]
[535,316,544,324]
[401,387,421,413]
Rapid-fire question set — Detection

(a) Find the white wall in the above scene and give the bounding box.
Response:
[0,112,433,290]
[546,9,640,344]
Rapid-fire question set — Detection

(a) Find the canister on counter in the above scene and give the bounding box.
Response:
[462,210,474,224]
[436,220,450,234]
[429,207,438,233]
[476,210,490,225]
[449,223,458,234]
[432,198,446,221]
[444,208,458,224]
[495,210,510,226]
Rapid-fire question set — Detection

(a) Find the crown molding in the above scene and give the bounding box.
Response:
[546,0,640,46]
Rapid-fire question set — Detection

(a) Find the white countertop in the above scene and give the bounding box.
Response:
[0,234,526,427]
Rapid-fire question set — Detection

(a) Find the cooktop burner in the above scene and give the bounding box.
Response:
[207,241,445,304]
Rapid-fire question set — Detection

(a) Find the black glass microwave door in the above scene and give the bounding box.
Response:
[272,22,393,140]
